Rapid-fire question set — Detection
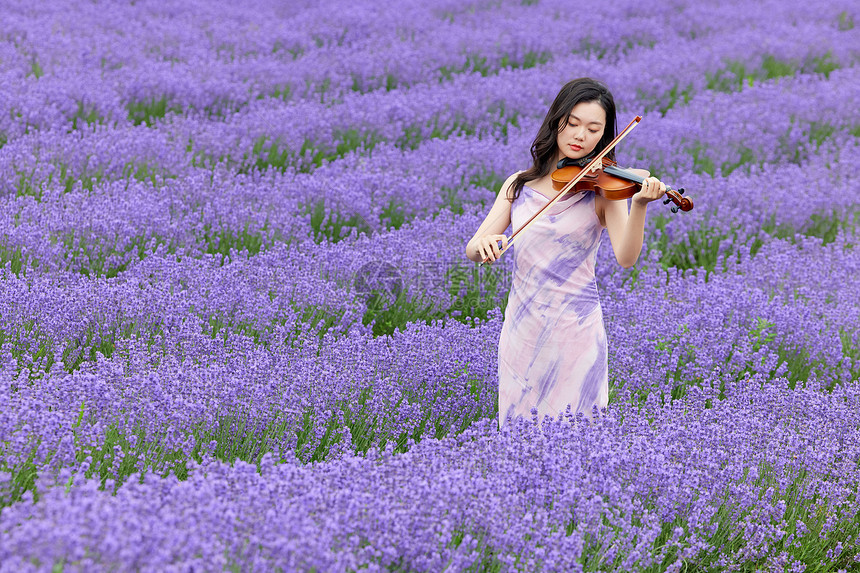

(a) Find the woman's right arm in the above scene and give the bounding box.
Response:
[465,172,518,263]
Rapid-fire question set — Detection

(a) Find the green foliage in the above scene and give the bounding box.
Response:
[559,463,860,572]
[201,301,341,347]
[686,143,716,176]
[651,214,738,277]
[439,169,508,217]
[706,61,746,93]
[0,243,37,276]
[320,372,491,462]
[127,96,182,127]
[647,324,698,404]
[760,55,796,80]
[576,37,609,60]
[685,143,761,177]
[720,146,758,176]
[305,198,374,243]
[0,315,169,387]
[121,161,174,186]
[385,73,398,92]
[270,83,292,101]
[242,129,381,174]
[330,129,381,165]
[243,136,292,173]
[56,231,171,278]
[808,121,836,148]
[200,224,266,264]
[362,290,435,337]
[489,101,520,139]
[60,321,165,373]
[29,58,43,78]
[350,73,399,94]
[308,76,332,103]
[753,209,859,256]
[749,317,777,353]
[362,261,510,337]
[801,210,859,243]
[471,171,508,194]
[655,83,694,116]
[440,184,466,215]
[199,408,296,466]
[445,261,511,322]
[707,53,841,95]
[13,159,108,200]
[70,102,105,131]
[838,327,860,383]
[837,11,855,31]
[380,199,407,230]
[438,50,550,81]
[677,464,859,571]
[810,52,840,78]
[14,157,166,197]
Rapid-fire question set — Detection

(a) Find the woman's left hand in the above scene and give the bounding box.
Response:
[632,176,667,206]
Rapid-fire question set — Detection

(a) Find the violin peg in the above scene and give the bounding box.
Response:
[679,188,685,195]
[671,206,679,213]
[663,197,672,205]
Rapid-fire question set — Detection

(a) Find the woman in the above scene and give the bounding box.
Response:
[465,77,667,429]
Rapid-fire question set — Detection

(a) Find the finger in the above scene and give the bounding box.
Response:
[500,235,509,250]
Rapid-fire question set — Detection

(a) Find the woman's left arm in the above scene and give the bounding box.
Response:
[599,173,666,268]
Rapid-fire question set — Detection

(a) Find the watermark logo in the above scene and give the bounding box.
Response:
[353,261,404,303]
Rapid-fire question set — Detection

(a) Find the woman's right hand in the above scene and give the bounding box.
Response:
[474,234,509,263]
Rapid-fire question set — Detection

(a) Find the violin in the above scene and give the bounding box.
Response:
[478,116,691,267]
[552,156,693,213]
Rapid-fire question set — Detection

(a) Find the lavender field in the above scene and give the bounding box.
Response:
[1,0,859,570]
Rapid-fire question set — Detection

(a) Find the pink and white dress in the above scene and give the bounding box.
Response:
[498,185,609,428]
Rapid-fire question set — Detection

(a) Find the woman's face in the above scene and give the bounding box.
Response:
[556,100,606,162]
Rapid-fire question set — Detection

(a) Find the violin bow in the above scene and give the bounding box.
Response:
[479,115,642,267]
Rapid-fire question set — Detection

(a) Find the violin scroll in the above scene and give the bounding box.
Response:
[663,187,693,213]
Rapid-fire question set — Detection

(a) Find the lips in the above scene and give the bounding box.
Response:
[570,144,582,151]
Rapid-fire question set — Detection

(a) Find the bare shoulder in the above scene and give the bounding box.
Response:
[498,170,524,201]
[502,170,525,188]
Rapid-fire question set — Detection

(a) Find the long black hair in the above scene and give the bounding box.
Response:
[507,77,618,202]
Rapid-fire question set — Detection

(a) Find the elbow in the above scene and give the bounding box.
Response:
[466,245,478,263]
[616,246,643,269]
[617,256,638,269]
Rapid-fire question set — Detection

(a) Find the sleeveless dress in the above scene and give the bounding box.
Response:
[498,185,609,428]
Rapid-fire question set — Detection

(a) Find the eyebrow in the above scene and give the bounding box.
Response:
[568,113,604,126]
